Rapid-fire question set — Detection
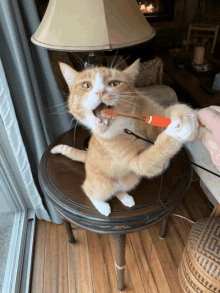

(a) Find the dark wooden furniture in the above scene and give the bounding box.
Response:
[38,126,193,291]
[163,55,220,109]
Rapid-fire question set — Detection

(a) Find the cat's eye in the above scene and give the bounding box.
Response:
[81,82,91,89]
[109,81,120,87]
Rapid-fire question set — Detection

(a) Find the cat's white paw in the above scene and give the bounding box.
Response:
[51,144,68,154]
[121,194,135,208]
[90,198,111,216]
[165,105,199,142]
[166,119,198,142]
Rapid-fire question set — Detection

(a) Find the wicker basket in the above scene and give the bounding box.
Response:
[179,218,220,293]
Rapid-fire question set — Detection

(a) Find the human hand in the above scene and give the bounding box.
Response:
[197,106,220,171]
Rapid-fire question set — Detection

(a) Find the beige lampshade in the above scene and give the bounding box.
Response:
[31,0,156,51]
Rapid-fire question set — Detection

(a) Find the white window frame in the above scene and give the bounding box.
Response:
[0,115,36,293]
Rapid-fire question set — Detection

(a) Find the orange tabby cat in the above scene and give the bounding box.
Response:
[51,59,198,216]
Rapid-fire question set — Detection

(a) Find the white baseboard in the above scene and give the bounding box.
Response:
[200,179,218,207]
[2,209,36,293]
[20,210,36,293]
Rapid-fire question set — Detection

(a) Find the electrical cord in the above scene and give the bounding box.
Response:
[171,214,195,224]
[123,128,220,179]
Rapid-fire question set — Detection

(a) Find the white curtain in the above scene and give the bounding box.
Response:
[0,0,73,224]
[0,59,51,221]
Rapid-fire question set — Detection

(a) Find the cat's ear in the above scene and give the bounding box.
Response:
[123,59,140,81]
[59,62,78,88]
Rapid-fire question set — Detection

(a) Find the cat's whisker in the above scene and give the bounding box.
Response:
[114,55,123,68]
[111,49,119,68]
[59,90,69,96]
[73,120,78,147]
[115,92,144,96]
[108,94,146,110]
[114,55,127,68]
[48,111,69,116]
[113,95,135,101]
[71,52,85,69]
[115,94,150,101]
[119,104,143,112]
[116,84,128,91]
[114,55,131,69]
[117,98,145,107]
[115,85,129,93]
[63,116,76,139]
[111,91,141,96]
[48,105,70,116]
[49,104,68,112]
[49,108,69,115]
[116,99,145,111]
[116,94,140,96]
[113,94,141,98]
[115,91,152,94]
[72,53,85,68]
[47,102,68,110]
[70,116,76,126]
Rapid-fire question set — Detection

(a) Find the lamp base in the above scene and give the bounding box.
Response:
[68,51,128,71]
[84,51,107,68]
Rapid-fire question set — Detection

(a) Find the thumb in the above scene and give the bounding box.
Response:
[197,126,220,171]
[198,108,220,140]
[197,126,211,145]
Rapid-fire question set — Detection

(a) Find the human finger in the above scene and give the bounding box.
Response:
[198,108,220,134]
[197,127,220,171]
[209,105,220,113]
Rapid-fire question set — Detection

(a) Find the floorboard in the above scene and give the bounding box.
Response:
[57,224,69,293]
[30,181,212,293]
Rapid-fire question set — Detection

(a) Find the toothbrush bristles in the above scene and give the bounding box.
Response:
[101,108,117,119]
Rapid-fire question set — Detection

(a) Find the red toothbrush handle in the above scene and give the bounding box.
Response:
[145,116,171,127]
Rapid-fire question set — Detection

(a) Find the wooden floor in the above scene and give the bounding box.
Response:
[30,179,212,293]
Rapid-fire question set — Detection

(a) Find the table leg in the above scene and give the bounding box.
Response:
[159,217,169,239]
[114,234,126,291]
[62,218,76,244]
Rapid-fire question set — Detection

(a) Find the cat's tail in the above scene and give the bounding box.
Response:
[51,144,87,163]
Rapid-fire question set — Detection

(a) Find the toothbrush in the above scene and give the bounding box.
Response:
[101,108,171,127]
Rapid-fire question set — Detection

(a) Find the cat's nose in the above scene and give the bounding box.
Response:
[95,90,106,99]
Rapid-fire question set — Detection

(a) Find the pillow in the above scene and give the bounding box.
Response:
[135,57,164,88]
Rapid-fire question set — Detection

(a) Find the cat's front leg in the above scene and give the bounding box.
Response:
[51,144,87,162]
[128,104,199,177]
[128,123,194,178]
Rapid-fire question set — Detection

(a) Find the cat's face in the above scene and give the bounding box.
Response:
[60,59,140,137]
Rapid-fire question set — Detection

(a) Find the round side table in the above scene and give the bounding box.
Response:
[39,126,193,291]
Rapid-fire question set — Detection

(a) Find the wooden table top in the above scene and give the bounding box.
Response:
[163,56,220,108]
[39,126,192,233]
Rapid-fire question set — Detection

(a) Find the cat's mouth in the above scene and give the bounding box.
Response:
[92,103,112,126]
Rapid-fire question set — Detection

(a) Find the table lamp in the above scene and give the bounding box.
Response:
[31,0,156,67]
